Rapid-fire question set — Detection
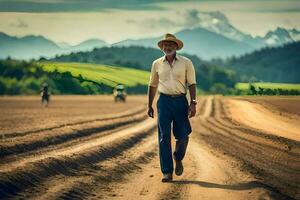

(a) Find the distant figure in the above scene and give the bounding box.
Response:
[147,33,197,182]
[113,84,126,102]
[249,84,257,95]
[40,83,50,106]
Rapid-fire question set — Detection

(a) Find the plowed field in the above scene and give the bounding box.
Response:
[0,95,299,200]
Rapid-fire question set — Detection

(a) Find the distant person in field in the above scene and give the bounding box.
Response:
[40,83,50,106]
[147,33,197,182]
[113,84,126,102]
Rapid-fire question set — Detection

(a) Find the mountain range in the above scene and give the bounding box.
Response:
[0,12,299,60]
[112,12,300,59]
[0,32,107,60]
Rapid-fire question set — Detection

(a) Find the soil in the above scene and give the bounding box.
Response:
[0,95,299,200]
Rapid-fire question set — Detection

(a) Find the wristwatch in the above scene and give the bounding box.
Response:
[191,99,197,105]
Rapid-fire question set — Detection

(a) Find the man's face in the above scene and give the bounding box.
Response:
[162,41,178,56]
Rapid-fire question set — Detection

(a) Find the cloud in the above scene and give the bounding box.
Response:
[0,0,188,12]
[134,9,201,30]
[203,11,229,24]
[1,0,299,13]
[134,9,231,31]
[1,1,299,44]
[182,9,200,27]
[9,19,28,28]
[141,17,178,29]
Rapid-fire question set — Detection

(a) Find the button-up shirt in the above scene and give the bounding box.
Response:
[148,54,196,95]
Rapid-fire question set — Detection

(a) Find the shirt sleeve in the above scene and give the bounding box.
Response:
[148,61,159,87]
[186,60,196,86]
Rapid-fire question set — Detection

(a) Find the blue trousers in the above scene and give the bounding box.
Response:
[157,93,192,174]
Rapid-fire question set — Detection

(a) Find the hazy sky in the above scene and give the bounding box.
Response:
[0,0,299,45]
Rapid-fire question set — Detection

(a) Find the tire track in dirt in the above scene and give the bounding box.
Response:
[237,97,300,120]
[213,97,299,154]
[173,139,274,200]
[0,118,156,199]
[195,97,206,116]
[209,96,215,118]
[194,97,300,199]
[202,118,299,180]
[0,122,137,170]
[97,137,196,200]
[1,105,146,139]
[226,99,300,141]
[206,118,299,161]
[197,121,299,199]
[194,95,213,118]
[20,130,159,200]
[214,98,299,150]
[0,112,147,160]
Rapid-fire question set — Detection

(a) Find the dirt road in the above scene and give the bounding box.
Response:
[0,95,299,200]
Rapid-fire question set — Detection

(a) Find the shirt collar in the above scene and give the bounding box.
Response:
[163,54,180,62]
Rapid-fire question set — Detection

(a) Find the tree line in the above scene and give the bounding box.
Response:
[211,42,300,83]
[247,84,300,95]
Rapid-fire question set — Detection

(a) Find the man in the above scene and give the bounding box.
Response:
[147,33,197,182]
[40,82,50,107]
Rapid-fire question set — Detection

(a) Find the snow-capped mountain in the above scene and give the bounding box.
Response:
[261,27,300,46]
[112,11,299,59]
[289,28,300,41]
[190,11,300,48]
[195,11,254,43]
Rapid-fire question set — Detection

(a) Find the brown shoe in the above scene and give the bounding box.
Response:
[161,173,173,182]
[175,160,183,176]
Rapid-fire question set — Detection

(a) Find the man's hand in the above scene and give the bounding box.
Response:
[188,103,196,118]
[148,106,154,118]
[147,86,157,118]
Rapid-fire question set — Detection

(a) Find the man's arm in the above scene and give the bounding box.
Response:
[186,59,197,118]
[188,84,197,118]
[147,86,157,118]
[148,61,159,118]
[189,84,196,102]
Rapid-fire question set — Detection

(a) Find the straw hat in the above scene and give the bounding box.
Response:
[157,33,183,50]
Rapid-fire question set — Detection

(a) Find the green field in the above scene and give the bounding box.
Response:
[40,62,150,87]
[235,82,300,91]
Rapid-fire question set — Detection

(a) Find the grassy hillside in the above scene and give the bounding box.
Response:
[41,62,150,87]
[0,59,151,95]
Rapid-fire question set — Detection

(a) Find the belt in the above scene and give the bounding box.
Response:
[160,93,186,98]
